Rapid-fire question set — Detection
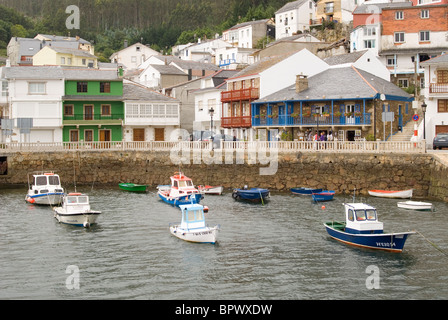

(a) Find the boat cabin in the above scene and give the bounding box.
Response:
[62,193,91,212]
[170,172,200,196]
[179,204,206,230]
[344,203,383,234]
[28,172,63,194]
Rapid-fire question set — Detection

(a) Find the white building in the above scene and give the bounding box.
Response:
[421,54,448,147]
[2,66,64,143]
[222,19,275,49]
[110,42,159,70]
[214,46,256,69]
[275,0,316,40]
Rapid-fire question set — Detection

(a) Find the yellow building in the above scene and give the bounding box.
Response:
[316,0,341,23]
[33,46,98,68]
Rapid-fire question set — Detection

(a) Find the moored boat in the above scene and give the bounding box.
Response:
[119,183,148,192]
[198,185,224,195]
[53,192,101,227]
[291,187,323,195]
[397,200,434,211]
[368,189,413,199]
[232,187,270,203]
[324,202,415,252]
[312,190,335,202]
[157,172,202,207]
[169,203,219,244]
[25,171,64,205]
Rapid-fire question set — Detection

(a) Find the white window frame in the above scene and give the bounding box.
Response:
[419,31,430,42]
[395,11,404,20]
[28,82,46,95]
[394,32,405,43]
[421,9,429,19]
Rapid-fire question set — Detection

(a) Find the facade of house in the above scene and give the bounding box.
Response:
[122,80,180,142]
[137,64,189,90]
[221,49,328,140]
[109,42,159,70]
[62,69,124,143]
[2,66,65,143]
[275,0,317,40]
[33,46,98,68]
[222,19,275,49]
[174,38,232,63]
[251,66,413,141]
[316,0,366,23]
[214,46,255,69]
[421,54,448,145]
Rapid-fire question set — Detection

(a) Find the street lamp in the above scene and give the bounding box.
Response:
[421,102,427,140]
[209,107,214,147]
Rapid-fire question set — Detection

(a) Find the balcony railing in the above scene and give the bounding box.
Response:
[252,114,371,126]
[429,83,448,94]
[221,88,259,102]
[221,116,251,128]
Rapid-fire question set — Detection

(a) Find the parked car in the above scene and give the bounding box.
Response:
[211,134,238,149]
[433,133,448,150]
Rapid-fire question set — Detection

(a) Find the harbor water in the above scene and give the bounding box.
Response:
[1,184,447,300]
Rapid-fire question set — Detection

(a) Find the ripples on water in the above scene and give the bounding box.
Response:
[1,185,447,300]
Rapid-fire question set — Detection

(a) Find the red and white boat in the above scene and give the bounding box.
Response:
[198,185,224,195]
[368,189,413,199]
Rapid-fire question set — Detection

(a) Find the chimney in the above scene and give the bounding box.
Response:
[124,40,128,48]
[295,74,308,93]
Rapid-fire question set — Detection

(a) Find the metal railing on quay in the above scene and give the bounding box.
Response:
[0,140,426,154]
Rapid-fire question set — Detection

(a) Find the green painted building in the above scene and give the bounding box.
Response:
[62,68,124,143]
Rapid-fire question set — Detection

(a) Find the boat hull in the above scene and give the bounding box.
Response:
[291,187,322,195]
[312,191,335,202]
[169,225,219,244]
[324,222,415,252]
[232,188,270,202]
[54,210,101,227]
[119,183,148,192]
[25,193,64,205]
[368,189,413,199]
[397,201,434,211]
[158,192,202,207]
[198,185,223,195]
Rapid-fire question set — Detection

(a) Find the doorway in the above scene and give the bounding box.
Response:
[133,128,145,141]
[84,105,94,120]
[154,128,164,141]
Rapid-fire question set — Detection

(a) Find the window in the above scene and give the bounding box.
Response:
[70,130,79,142]
[28,82,46,94]
[64,105,74,116]
[67,58,72,65]
[101,104,111,116]
[77,81,88,93]
[325,2,334,13]
[395,11,404,20]
[100,82,111,93]
[198,100,203,111]
[363,27,376,36]
[394,32,405,43]
[438,100,448,113]
[398,79,409,88]
[82,58,86,65]
[84,129,94,142]
[419,31,430,42]
[136,46,141,52]
[421,9,429,19]
[387,55,396,66]
[61,57,65,64]
[364,40,375,48]
[1,81,8,97]
[437,70,448,83]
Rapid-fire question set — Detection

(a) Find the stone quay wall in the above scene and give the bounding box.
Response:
[1,150,447,202]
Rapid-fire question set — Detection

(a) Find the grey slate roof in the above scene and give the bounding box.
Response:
[275,0,309,14]
[323,50,368,66]
[151,64,187,75]
[123,82,177,102]
[3,66,64,79]
[353,1,413,14]
[46,46,97,58]
[227,19,270,30]
[17,38,42,57]
[62,68,120,80]
[37,34,91,44]
[421,53,448,66]
[151,55,220,71]
[254,66,412,103]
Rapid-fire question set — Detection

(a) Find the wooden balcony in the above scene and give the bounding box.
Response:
[221,116,251,128]
[221,88,259,102]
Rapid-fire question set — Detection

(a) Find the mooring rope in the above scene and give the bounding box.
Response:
[416,230,448,258]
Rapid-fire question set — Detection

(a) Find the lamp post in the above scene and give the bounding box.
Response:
[209,107,214,149]
[421,102,427,140]
[314,106,320,139]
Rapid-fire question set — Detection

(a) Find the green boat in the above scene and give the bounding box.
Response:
[118,183,148,192]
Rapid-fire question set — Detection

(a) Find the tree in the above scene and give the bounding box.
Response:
[10,24,27,37]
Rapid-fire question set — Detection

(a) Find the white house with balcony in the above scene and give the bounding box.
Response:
[122,80,180,141]
[275,0,317,40]
[214,46,255,69]
[2,66,64,143]
[420,54,448,146]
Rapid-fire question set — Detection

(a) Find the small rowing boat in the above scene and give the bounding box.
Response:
[368,189,413,199]
[397,200,434,211]
[119,183,148,192]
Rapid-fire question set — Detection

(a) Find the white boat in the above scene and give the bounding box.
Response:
[25,171,64,205]
[368,189,413,199]
[169,203,219,244]
[157,172,202,207]
[53,193,101,227]
[198,185,224,195]
[397,200,434,211]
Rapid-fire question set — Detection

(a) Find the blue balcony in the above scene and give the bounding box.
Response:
[252,113,372,127]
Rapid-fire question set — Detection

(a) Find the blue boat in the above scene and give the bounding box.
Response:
[232,187,270,203]
[312,190,335,202]
[324,202,415,252]
[157,172,203,207]
[290,187,322,195]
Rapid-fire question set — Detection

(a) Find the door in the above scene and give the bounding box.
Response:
[99,129,111,149]
[435,125,448,135]
[84,105,94,120]
[154,128,164,141]
[70,130,79,142]
[133,128,145,141]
